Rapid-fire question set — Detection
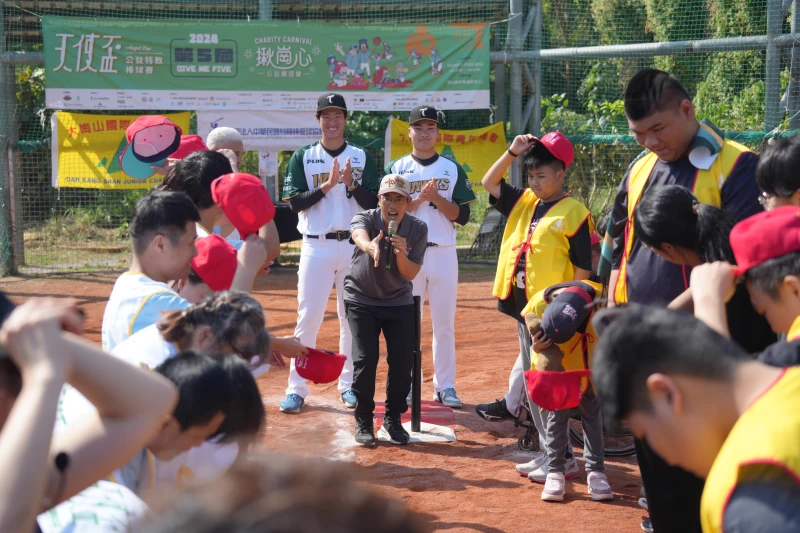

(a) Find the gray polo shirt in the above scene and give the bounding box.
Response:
[344,208,428,306]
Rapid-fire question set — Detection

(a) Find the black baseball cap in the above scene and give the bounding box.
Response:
[409,105,439,124]
[541,283,596,344]
[317,93,348,114]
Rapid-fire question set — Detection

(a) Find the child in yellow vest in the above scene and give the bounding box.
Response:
[476,133,594,475]
[521,280,613,502]
[690,206,800,367]
[591,305,800,533]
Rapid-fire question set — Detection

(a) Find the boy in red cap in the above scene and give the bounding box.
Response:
[691,206,800,367]
[475,133,594,479]
[520,281,612,501]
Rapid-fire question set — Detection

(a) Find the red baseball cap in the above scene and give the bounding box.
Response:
[170,134,208,160]
[535,131,574,169]
[119,115,182,179]
[524,369,592,411]
[294,348,346,384]
[730,206,800,276]
[211,173,276,238]
[191,234,238,292]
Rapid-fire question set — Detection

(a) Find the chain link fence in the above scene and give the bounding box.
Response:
[0,0,796,274]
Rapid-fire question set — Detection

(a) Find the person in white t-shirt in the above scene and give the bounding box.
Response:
[101,192,268,353]
[384,105,476,408]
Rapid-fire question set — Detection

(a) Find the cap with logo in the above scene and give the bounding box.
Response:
[191,234,238,292]
[731,206,800,276]
[541,283,594,344]
[294,348,347,384]
[211,173,276,239]
[409,105,439,124]
[119,115,182,179]
[317,93,348,113]
[533,131,575,170]
[169,134,208,160]
[378,174,411,198]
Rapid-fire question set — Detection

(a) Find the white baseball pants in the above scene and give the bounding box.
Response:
[411,244,458,392]
[286,237,354,398]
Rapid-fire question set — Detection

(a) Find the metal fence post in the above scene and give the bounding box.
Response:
[789,0,800,129]
[508,0,523,187]
[766,0,784,131]
[529,0,542,136]
[0,6,16,275]
[258,0,273,21]
[494,63,507,124]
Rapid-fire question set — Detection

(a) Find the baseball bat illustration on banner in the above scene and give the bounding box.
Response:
[386,220,399,270]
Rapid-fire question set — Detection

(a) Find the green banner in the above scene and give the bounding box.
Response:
[43,17,490,111]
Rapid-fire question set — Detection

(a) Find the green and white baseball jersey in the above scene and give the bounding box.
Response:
[386,153,476,246]
[282,142,379,235]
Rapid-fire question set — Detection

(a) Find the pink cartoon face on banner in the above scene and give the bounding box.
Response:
[133,125,181,158]
[119,115,182,180]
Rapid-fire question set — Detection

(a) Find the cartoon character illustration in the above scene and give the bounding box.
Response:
[383,42,394,62]
[334,42,360,76]
[430,47,443,76]
[332,71,348,87]
[357,38,372,77]
[408,49,421,70]
[327,54,337,79]
[394,61,408,83]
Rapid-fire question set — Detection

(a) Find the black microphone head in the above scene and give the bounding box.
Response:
[388,220,399,234]
[54,452,69,471]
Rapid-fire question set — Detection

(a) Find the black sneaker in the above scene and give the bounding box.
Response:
[355,420,375,446]
[475,398,514,422]
[380,416,410,445]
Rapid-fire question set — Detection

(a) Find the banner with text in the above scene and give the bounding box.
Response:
[51,111,191,189]
[43,17,490,112]
[197,110,321,151]
[385,118,506,188]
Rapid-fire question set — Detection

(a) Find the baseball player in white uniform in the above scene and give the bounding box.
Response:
[280,93,380,413]
[384,105,476,408]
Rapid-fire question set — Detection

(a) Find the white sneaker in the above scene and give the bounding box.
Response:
[528,455,579,483]
[515,452,546,477]
[541,472,566,501]
[587,471,614,501]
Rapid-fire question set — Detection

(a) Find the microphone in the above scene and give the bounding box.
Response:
[386,220,399,270]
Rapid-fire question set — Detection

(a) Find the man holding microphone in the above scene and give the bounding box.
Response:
[344,174,428,446]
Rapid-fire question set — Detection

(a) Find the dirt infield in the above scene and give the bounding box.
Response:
[0,266,644,532]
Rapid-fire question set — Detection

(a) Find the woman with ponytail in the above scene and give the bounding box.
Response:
[634,185,775,354]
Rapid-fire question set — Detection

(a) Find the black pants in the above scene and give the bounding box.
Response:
[636,438,704,533]
[346,301,416,423]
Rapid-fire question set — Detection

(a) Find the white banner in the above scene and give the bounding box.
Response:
[197,110,322,152]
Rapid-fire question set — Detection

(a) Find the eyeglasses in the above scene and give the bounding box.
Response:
[380,195,407,206]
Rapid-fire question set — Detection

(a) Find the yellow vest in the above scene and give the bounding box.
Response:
[614,139,752,304]
[788,315,800,342]
[522,280,602,391]
[492,191,593,303]
[700,367,800,533]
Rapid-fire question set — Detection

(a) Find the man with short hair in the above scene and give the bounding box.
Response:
[605,68,763,533]
[101,191,200,352]
[385,105,475,408]
[206,126,244,171]
[279,93,379,413]
[592,306,800,533]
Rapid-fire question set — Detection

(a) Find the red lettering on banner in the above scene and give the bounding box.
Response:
[120,119,131,130]
[489,133,499,143]
[444,133,454,142]
[479,132,488,140]
[79,123,91,134]
[92,121,105,132]
[468,135,476,142]
[456,135,465,144]
[106,120,118,131]
[67,126,79,138]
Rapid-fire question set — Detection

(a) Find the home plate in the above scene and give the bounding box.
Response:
[375,400,457,443]
[377,421,456,443]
